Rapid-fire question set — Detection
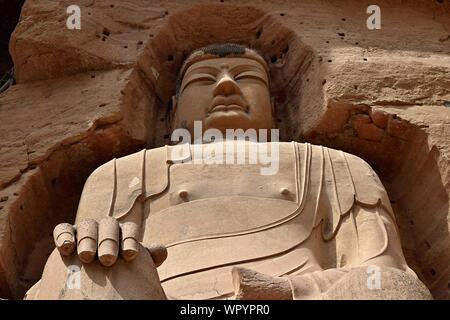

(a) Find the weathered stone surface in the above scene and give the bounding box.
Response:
[0,0,449,299]
[233,267,292,300]
[10,0,167,83]
[1,68,131,188]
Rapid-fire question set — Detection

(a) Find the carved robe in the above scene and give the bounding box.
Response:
[74,141,396,299]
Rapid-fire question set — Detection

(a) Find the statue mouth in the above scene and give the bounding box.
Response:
[209,95,249,114]
[210,104,246,113]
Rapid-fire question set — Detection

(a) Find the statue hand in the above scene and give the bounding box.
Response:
[53,217,167,267]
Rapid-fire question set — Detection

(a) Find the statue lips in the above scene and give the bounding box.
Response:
[209,95,249,114]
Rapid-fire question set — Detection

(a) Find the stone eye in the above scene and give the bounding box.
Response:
[193,74,216,83]
[234,71,263,82]
[182,74,216,91]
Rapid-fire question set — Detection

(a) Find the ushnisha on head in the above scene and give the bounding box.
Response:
[171,43,274,135]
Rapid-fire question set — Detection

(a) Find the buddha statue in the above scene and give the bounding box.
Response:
[25,43,431,300]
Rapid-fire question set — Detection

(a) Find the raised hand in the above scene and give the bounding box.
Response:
[53,217,167,267]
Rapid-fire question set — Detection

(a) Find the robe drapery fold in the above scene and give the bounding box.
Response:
[74,142,394,299]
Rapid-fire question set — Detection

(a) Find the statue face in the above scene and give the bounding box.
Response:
[172,57,273,135]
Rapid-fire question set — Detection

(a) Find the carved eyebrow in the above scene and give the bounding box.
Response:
[179,73,216,93]
[184,66,219,79]
[185,61,267,78]
[229,64,267,75]
[232,65,269,86]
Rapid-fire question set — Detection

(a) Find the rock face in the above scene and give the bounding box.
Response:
[0,0,449,299]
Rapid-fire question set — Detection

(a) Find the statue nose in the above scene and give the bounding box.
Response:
[213,73,242,97]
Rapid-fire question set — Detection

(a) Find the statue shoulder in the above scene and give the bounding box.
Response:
[75,147,170,223]
[292,142,392,214]
[338,150,390,205]
[293,141,384,194]
[291,142,393,240]
[321,146,392,216]
[75,149,148,223]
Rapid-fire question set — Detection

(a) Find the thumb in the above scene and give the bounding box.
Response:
[145,243,168,267]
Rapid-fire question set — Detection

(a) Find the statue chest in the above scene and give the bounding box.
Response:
[141,144,308,289]
[166,161,296,204]
[142,142,301,245]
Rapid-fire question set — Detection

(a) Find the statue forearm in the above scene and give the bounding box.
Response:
[288,266,432,300]
[233,265,432,300]
[232,204,430,300]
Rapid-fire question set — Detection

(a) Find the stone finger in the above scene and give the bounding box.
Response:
[98,217,120,267]
[120,222,140,262]
[147,243,168,267]
[77,219,98,263]
[53,223,76,256]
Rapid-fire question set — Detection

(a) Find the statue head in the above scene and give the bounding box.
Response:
[171,43,273,135]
